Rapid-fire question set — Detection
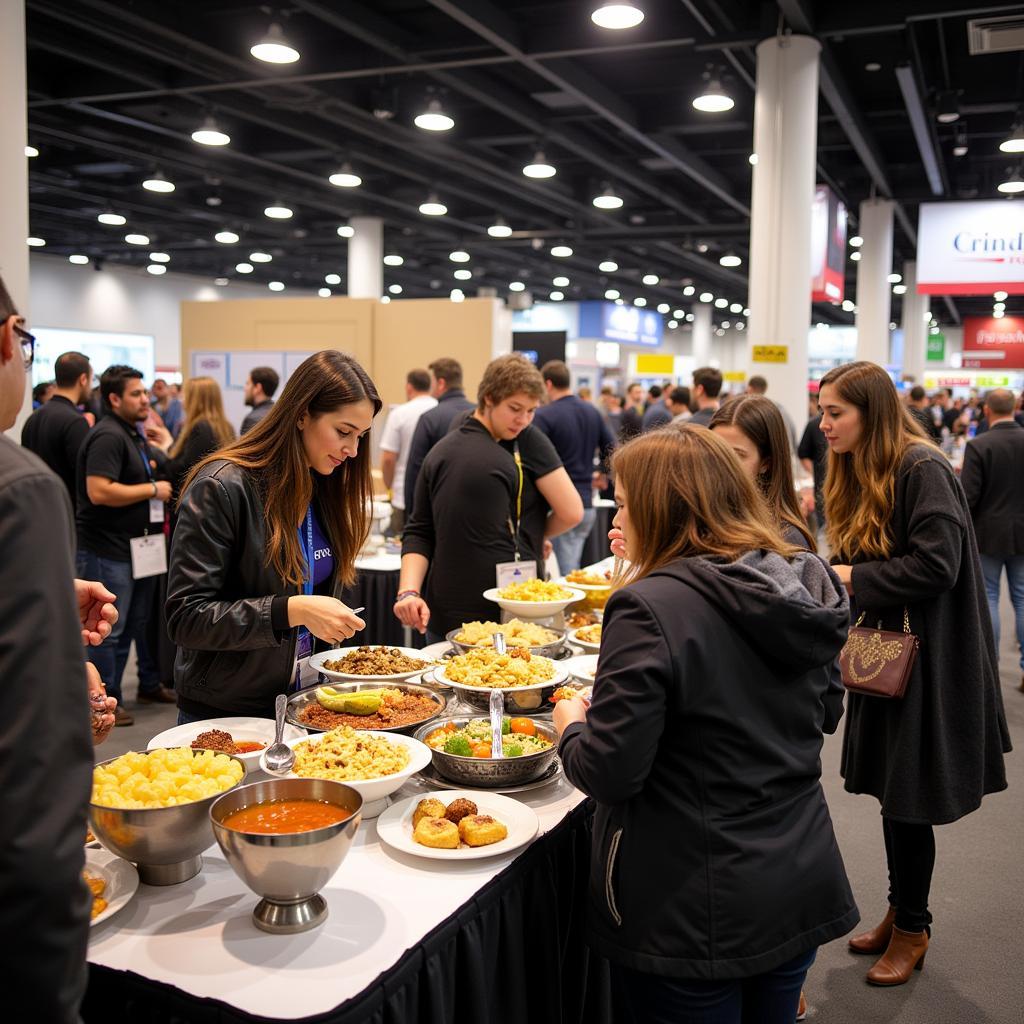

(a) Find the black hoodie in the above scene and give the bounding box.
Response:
[559,550,858,980]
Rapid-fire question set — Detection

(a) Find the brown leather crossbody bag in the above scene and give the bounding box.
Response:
[839,607,920,699]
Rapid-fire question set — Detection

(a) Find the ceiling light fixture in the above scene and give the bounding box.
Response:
[318,288,331,298]
[264,202,293,219]
[657,303,670,314]
[27,237,45,247]
[748,153,758,165]
[449,250,470,263]
[605,289,620,300]
[850,251,862,261]
[682,285,695,297]
[692,72,734,113]
[685,313,694,322]
[235,262,254,274]
[68,254,89,265]
[383,254,404,266]
[935,90,960,124]
[142,172,175,193]
[598,258,618,273]
[149,252,170,263]
[865,62,882,72]
[953,127,969,158]
[268,281,285,292]
[592,186,624,209]
[893,284,907,295]
[488,216,513,238]
[25,145,38,157]
[699,291,713,303]
[550,291,565,301]
[719,251,742,267]
[192,115,230,146]
[389,284,403,295]
[714,297,728,308]
[381,295,391,304]
[523,150,556,179]
[842,299,855,312]
[634,297,647,307]
[419,193,447,216]
[551,244,573,258]
[250,252,273,263]
[1000,123,1024,154]
[888,272,902,283]
[590,3,645,30]
[553,276,570,287]
[668,319,678,329]
[509,281,526,292]
[215,278,229,286]
[673,309,684,318]
[337,224,354,238]
[325,274,342,285]
[994,290,1009,301]
[849,235,864,247]
[97,212,127,226]
[414,97,455,132]
[146,264,166,276]
[125,233,150,245]
[454,269,472,281]
[450,289,465,303]
[998,168,1024,194]
[215,230,239,244]
[250,23,300,64]
[642,273,659,285]
[328,162,362,188]
[729,302,742,313]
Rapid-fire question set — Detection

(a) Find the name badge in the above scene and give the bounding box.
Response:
[130,534,167,579]
[495,560,537,589]
[291,630,316,692]
[149,498,165,524]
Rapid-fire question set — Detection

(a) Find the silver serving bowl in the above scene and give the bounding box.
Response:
[210,777,363,934]
[444,626,567,660]
[286,680,447,734]
[413,716,559,788]
[90,748,246,885]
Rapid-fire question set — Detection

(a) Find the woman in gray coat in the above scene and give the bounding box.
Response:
[821,361,1010,987]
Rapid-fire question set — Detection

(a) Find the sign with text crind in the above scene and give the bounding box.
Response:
[917,202,1024,295]
[752,345,789,363]
[961,317,1024,369]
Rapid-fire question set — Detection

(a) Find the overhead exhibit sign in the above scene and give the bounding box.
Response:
[578,301,663,347]
[961,316,1024,368]
[810,185,846,303]
[917,202,1024,295]
[752,344,789,363]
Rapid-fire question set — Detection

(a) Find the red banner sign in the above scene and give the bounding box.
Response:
[961,316,1024,369]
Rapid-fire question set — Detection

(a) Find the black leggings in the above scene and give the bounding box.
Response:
[883,817,936,933]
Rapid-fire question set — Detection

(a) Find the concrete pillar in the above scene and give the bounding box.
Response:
[347,216,383,299]
[692,301,713,366]
[2,0,30,439]
[854,198,895,365]
[747,35,820,430]
[900,262,930,383]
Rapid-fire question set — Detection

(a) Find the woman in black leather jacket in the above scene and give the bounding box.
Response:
[554,426,857,1024]
[166,351,381,722]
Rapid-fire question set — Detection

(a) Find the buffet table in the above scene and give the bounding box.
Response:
[343,553,423,650]
[83,772,609,1024]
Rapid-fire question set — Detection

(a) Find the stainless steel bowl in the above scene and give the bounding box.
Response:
[442,677,563,714]
[287,680,447,734]
[444,626,567,659]
[413,716,559,788]
[210,777,363,934]
[90,748,246,885]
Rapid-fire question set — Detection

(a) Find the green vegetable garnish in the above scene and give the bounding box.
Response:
[501,716,511,735]
[505,743,523,757]
[444,735,474,757]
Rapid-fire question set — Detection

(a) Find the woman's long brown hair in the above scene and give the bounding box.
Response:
[180,351,381,587]
[820,361,930,561]
[611,426,803,583]
[709,395,814,548]
[168,376,235,458]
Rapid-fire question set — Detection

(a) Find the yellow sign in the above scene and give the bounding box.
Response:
[635,354,675,375]
[752,345,789,363]
[723,371,746,382]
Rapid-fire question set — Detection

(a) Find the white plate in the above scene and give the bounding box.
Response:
[258,730,432,817]
[376,790,539,861]
[148,717,306,772]
[561,654,599,683]
[85,847,139,928]
[567,626,602,653]
[433,656,569,692]
[310,646,435,682]
[482,586,585,619]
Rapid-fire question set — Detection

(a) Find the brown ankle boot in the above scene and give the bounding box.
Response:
[848,906,896,954]
[866,926,929,986]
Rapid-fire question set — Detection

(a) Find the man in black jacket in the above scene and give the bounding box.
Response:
[961,388,1024,689]
[21,349,92,506]
[402,357,474,514]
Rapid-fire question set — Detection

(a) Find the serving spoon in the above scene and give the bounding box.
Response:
[264,693,295,774]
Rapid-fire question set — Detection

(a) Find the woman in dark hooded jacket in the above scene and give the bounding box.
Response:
[554,426,857,1024]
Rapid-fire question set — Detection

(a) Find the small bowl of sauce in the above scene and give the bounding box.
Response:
[222,798,353,835]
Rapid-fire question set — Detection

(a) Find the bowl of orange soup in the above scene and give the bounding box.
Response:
[210,777,363,933]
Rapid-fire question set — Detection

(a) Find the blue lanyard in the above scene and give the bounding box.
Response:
[299,506,314,596]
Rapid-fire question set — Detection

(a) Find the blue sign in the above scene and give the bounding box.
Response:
[578,301,663,347]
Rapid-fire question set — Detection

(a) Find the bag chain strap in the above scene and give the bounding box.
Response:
[853,607,911,634]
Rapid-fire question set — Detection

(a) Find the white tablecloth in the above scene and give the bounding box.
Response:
[88,774,583,1019]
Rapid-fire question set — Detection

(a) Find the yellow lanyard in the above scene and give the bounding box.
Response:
[508,442,524,561]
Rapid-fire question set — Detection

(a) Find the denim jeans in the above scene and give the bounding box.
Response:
[609,949,816,1024]
[550,506,597,575]
[76,550,160,704]
[979,553,1024,670]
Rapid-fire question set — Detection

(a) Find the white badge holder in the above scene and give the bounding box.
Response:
[149,498,165,523]
[130,534,167,579]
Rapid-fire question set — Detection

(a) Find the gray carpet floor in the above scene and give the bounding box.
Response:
[103,587,1024,1023]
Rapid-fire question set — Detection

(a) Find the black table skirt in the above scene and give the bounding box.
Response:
[82,802,611,1024]
[342,570,424,650]
[580,505,615,570]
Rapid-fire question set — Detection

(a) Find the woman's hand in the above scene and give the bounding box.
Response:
[553,696,588,736]
[608,526,626,559]
[86,663,116,745]
[393,595,431,634]
[832,564,854,593]
[288,596,365,644]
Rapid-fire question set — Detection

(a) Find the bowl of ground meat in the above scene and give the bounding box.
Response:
[310,645,433,682]
[287,681,447,735]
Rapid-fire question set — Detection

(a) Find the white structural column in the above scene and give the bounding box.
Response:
[691,301,713,366]
[747,35,820,429]
[347,216,383,299]
[854,198,895,365]
[1,0,30,439]
[900,261,930,383]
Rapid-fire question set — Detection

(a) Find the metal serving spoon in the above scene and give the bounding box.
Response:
[264,693,295,774]
[490,631,507,758]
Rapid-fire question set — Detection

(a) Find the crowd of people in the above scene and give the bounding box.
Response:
[2,260,1017,1022]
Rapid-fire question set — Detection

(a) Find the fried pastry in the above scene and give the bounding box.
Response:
[413,816,460,849]
[458,814,508,847]
[412,798,447,828]
[444,798,478,824]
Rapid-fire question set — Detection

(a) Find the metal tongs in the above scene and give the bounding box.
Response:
[490,631,507,759]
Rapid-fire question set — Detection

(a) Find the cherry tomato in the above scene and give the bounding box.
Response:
[471,743,492,759]
[509,717,536,736]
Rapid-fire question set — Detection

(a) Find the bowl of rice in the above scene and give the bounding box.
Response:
[258,727,431,817]
[445,618,566,658]
[432,647,569,714]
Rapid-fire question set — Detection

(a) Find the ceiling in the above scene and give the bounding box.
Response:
[24,0,1024,328]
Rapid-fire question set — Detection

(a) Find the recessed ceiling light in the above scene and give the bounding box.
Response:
[893,284,907,294]
[842,299,855,312]
[696,242,709,253]
[146,264,166,276]
[318,287,331,297]
[215,230,239,244]
[25,145,38,158]
[337,224,354,238]
[850,251,862,261]
[97,212,127,226]
[149,252,170,263]
[994,290,1009,301]
[68,254,89,265]
[615,298,624,305]
[523,151,556,178]
[598,259,618,273]
[591,4,645,30]
[235,262,254,274]
[719,252,742,267]
[142,172,175,193]
[414,97,455,131]
[325,273,342,285]
[685,312,694,322]
[206,196,222,206]
[657,302,670,313]
[865,62,882,72]
[730,302,742,313]
[509,281,526,292]
[936,91,959,125]
[743,308,751,316]
[699,291,713,303]
[736,321,745,330]
[551,244,573,258]
[383,254,404,267]
[328,163,362,188]
[449,250,470,263]
[550,291,565,301]
[692,75,734,113]
[998,168,1024,194]
[634,297,647,307]
[268,281,285,292]
[682,285,695,297]
[191,115,230,146]
[214,277,229,286]
[488,217,512,238]
[673,309,684,318]
[125,233,150,245]
[714,297,728,308]
[250,22,300,64]
[389,284,403,295]
[668,319,678,328]
[888,272,902,283]
[999,124,1024,154]
[250,251,273,263]
[748,153,758,165]
[419,194,447,216]
[454,269,472,281]
[593,186,624,209]
[381,295,391,304]
[27,237,45,247]
[605,288,620,300]
[722,321,731,329]
[553,276,570,287]
[642,273,659,285]
[264,203,293,219]
[450,288,465,302]
[849,235,863,247]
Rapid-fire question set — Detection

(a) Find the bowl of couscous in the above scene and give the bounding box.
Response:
[483,580,585,619]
